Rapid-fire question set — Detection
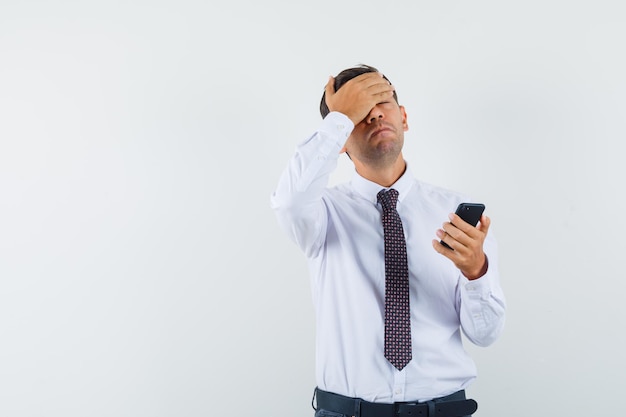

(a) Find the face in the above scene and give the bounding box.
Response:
[342,99,409,168]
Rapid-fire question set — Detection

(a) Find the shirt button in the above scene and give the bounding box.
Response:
[395,388,402,395]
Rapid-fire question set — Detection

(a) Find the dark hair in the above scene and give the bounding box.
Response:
[319,64,398,119]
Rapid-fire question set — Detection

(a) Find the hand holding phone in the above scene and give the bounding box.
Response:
[440,203,485,250]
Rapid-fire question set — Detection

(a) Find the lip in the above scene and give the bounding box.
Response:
[369,124,395,139]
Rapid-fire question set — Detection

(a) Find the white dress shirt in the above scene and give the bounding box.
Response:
[271,112,506,403]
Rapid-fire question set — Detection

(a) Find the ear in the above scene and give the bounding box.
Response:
[400,105,409,131]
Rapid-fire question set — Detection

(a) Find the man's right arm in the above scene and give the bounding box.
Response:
[270,112,353,258]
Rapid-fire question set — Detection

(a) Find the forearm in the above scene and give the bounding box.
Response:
[458,236,506,346]
[270,112,353,255]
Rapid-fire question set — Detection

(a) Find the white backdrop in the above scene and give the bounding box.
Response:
[1,1,625,416]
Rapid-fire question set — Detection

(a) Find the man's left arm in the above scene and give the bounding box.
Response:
[457,240,506,347]
[433,214,506,346]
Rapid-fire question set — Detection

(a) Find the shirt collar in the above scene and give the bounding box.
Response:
[350,162,414,205]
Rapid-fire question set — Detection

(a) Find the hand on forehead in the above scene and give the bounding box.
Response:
[325,72,395,125]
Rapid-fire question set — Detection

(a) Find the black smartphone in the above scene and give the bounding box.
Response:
[440,203,485,249]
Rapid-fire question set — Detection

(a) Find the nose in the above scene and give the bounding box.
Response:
[366,105,384,124]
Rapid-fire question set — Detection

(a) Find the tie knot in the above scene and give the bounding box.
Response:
[377,188,399,212]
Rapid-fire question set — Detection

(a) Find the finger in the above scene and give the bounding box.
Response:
[458,214,489,244]
[335,72,391,101]
[351,71,384,85]
[362,76,394,94]
[352,72,393,94]
[441,221,462,242]
[440,226,462,252]
[368,83,395,98]
[436,228,457,251]
[448,213,480,237]
[432,238,452,255]
[442,220,476,251]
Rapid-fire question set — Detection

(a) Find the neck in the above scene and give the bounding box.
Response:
[354,154,406,187]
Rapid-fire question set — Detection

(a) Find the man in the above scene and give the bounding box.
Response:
[271,65,506,417]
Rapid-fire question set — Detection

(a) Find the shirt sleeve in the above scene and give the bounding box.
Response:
[270,112,353,258]
[458,232,507,347]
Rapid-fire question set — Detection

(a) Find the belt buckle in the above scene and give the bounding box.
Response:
[396,402,428,417]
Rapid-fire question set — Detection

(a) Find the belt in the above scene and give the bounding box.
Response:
[314,388,478,417]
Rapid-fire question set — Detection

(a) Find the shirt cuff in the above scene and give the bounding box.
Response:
[319,111,354,146]
[462,268,495,301]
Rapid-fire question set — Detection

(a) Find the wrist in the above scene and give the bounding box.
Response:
[463,255,488,280]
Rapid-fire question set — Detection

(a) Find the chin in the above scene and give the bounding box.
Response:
[376,141,402,156]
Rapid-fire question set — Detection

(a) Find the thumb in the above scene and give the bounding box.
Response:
[324,76,336,98]
[477,215,491,234]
